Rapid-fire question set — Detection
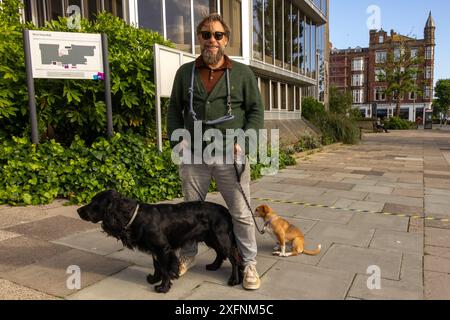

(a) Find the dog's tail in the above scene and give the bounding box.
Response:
[302,244,322,256]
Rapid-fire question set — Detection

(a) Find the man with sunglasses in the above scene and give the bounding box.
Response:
[167,13,264,290]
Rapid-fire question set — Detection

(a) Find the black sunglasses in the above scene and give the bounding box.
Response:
[200,31,225,41]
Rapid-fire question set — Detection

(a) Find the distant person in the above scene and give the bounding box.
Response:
[376,117,389,133]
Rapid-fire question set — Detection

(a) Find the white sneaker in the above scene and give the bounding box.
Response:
[178,256,195,277]
[243,265,261,290]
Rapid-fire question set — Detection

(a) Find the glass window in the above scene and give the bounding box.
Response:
[284,1,291,70]
[87,0,100,20]
[352,74,364,86]
[425,46,433,60]
[410,48,418,58]
[299,12,305,74]
[166,0,192,53]
[288,85,295,111]
[274,0,283,67]
[48,0,64,21]
[305,17,310,77]
[253,0,263,61]
[272,81,279,109]
[138,0,163,34]
[194,0,216,54]
[260,78,270,110]
[292,8,299,73]
[375,87,386,101]
[311,22,316,79]
[379,35,384,43]
[352,58,364,71]
[295,86,301,112]
[281,83,287,110]
[264,0,274,64]
[425,66,432,79]
[220,0,242,56]
[104,0,124,19]
[353,90,363,103]
[375,51,387,63]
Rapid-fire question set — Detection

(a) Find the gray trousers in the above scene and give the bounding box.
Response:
[179,160,257,266]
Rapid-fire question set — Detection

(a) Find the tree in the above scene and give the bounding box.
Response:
[328,86,353,116]
[433,79,450,116]
[377,38,424,117]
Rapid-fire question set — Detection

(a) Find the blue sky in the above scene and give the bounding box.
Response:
[330,0,450,85]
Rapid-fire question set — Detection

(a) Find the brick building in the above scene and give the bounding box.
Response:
[330,12,435,121]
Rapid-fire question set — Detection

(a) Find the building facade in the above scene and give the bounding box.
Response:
[21,0,330,121]
[330,12,435,122]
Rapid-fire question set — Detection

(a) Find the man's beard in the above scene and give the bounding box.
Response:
[202,45,225,66]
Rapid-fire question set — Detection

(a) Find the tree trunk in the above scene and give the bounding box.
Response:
[396,100,401,117]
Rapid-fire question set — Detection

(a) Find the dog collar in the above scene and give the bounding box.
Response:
[263,216,278,229]
[125,204,140,229]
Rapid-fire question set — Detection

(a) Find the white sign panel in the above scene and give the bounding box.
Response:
[28,30,103,79]
[154,44,196,98]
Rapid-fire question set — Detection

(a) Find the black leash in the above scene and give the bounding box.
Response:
[233,161,266,235]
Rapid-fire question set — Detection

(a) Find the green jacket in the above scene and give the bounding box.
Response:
[167,60,264,153]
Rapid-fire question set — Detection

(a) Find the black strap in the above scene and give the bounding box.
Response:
[233,161,266,235]
[188,63,234,125]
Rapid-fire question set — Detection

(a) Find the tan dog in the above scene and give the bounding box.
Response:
[255,204,321,257]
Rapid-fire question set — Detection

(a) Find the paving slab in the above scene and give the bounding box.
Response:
[5,215,98,241]
[291,207,354,225]
[183,282,272,300]
[347,213,409,232]
[424,271,450,300]
[256,260,354,300]
[67,265,202,300]
[425,227,450,248]
[347,274,422,300]
[425,245,450,260]
[352,185,394,195]
[383,203,424,216]
[182,249,277,287]
[318,244,402,280]
[0,230,21,242]
[366,194,423,208]
[0,207,51,229]
[400,254,423,286]
[4,249,131,297]
[307,222,375,247]
[369,230,423,255]
[315,181,355,191]
[424,255,450,274]
[0,236,71,274]
[0,279,59,300]
[52,228,123,255]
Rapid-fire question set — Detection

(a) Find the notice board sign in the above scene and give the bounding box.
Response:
[27,30,104,80]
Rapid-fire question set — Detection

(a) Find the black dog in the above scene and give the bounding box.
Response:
[77,190,243,293]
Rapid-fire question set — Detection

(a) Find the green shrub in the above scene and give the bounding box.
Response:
[0,133,296,205]
[314,112,360,145]
[301,97,326,121]
[384,117,417,130]
[0,0,172,145]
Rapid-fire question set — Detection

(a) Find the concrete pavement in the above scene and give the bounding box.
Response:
[1,129,450,300]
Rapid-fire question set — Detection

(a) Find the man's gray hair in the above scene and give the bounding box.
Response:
[196,13,231,40]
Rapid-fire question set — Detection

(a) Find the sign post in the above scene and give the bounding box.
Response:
[23,29,111,144]
[23,29,39,145]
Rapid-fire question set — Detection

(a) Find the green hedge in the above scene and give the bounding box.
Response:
[0,0,173,144]
[384,117,417,130]
[0,133,296,206]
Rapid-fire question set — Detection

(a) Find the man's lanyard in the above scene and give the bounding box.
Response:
[188,63,235,125]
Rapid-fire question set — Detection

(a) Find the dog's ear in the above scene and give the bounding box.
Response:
[262,204,270,213]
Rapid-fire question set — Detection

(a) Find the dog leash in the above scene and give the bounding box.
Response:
[233,161,266,235]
